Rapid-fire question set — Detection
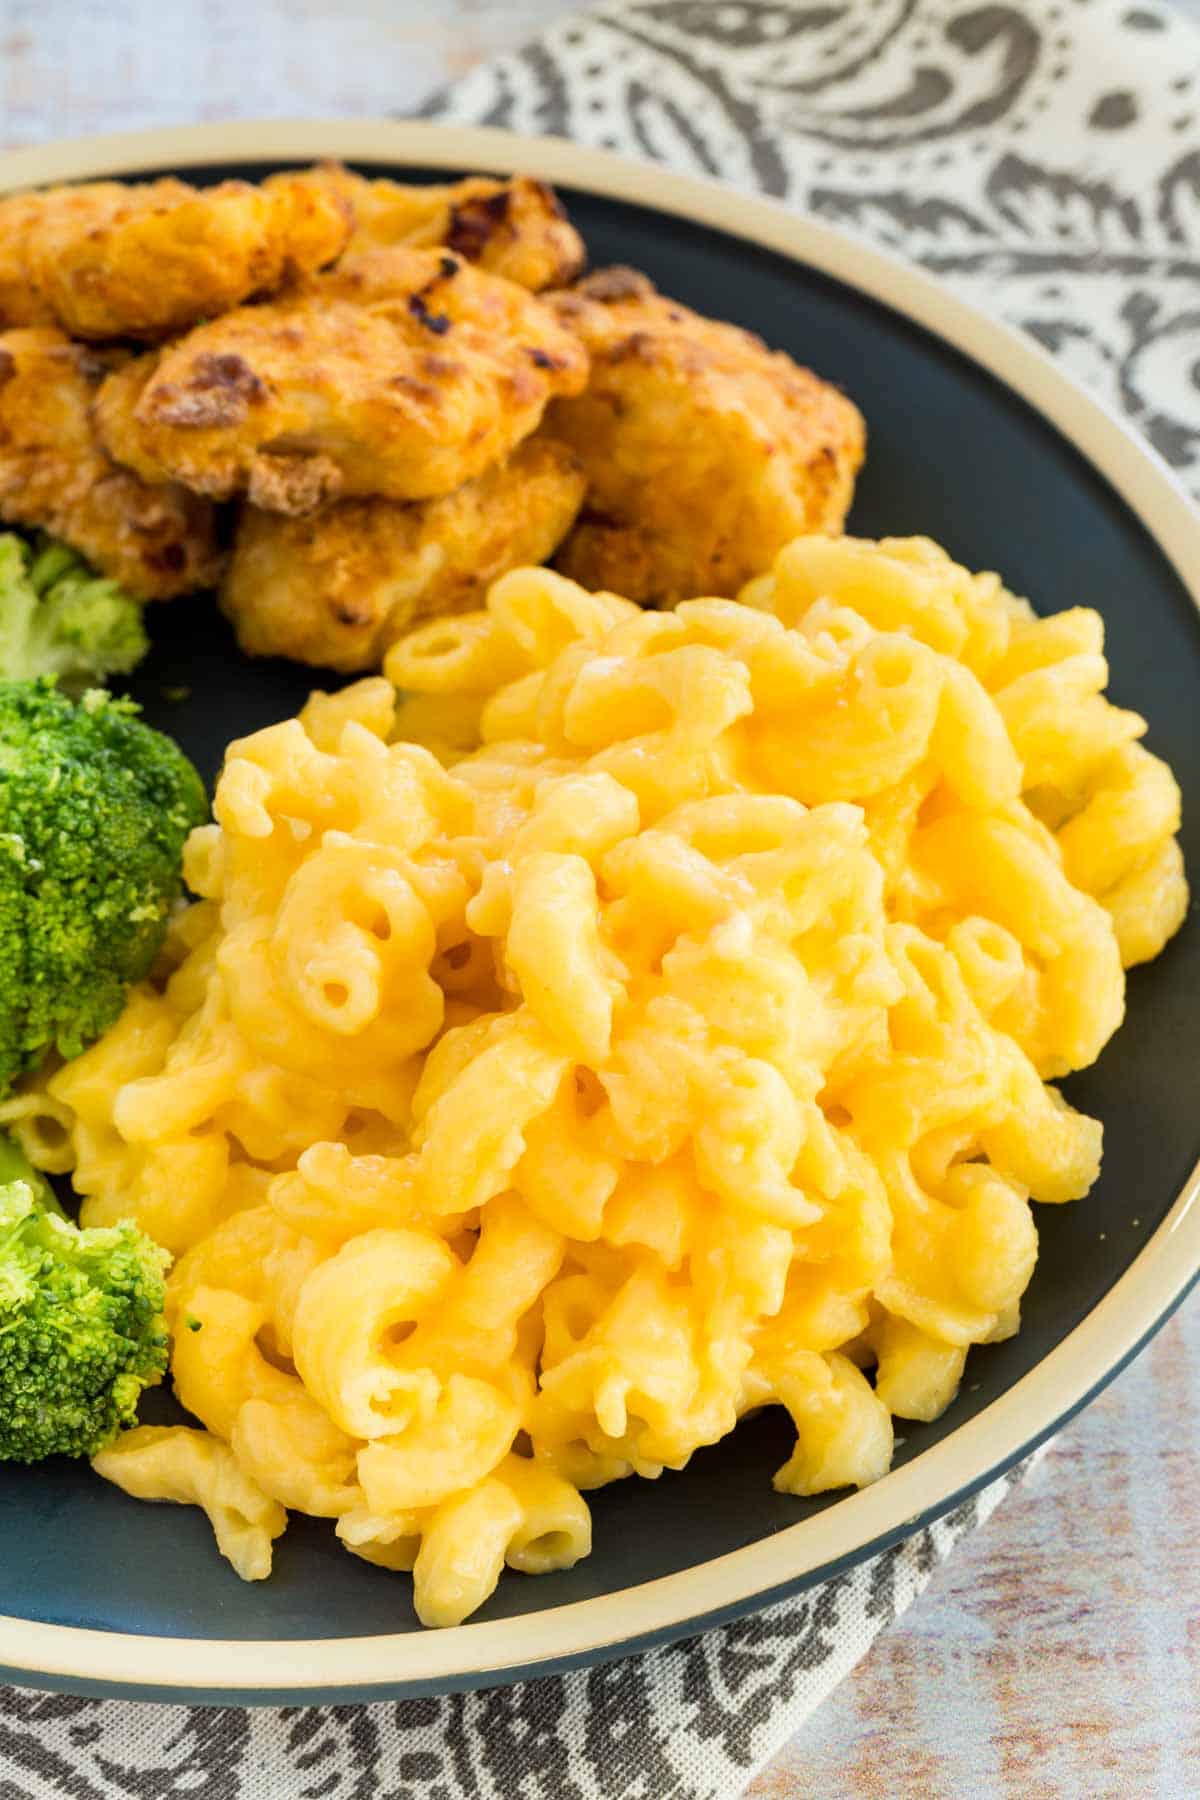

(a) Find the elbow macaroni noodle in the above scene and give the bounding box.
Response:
[30,533,1185,1627]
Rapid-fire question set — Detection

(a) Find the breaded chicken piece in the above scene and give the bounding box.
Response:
[0,171,352,340]
[545,268,865,603]
[0,328,221,600]
[0,189,69,327]
[95,246,589,515]
[268,166,584,293]
[222,436,586,670]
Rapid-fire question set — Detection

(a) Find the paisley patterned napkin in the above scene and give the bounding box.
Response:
[4,3,1198,1796]
[426,0,1200,504]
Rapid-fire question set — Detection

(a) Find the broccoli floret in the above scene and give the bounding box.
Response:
[0,533,149,690]
[0,1146,170,1461]
[0,678,208,1089]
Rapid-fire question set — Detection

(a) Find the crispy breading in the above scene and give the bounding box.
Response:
[0,172,352,340]
[222,435,586,671]
[95,246,590,514]
[270,166,585,292]
[545,268,865,603]
[0,189,79,327]
[0,327,221,601]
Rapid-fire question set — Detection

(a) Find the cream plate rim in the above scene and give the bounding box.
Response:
[0,116,1197,1698]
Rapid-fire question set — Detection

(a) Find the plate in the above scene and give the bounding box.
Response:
[0,119,1197,1706]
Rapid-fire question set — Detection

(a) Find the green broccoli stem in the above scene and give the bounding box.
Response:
[0,1131,63,1216]
[29,539,81,595]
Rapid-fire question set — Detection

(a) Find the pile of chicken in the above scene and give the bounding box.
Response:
[0,163,865,671]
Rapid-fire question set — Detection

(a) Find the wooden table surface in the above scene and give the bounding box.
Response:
[2,5,1197,1796]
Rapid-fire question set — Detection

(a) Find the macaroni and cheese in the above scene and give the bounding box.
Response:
[22,533,1185,1628]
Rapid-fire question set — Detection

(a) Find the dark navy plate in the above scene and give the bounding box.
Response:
[0,123,1196,1704]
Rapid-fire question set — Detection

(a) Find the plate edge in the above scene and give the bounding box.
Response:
[0,116,1196,1698]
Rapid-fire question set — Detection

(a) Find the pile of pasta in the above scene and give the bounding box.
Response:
[18,534,1186,1628]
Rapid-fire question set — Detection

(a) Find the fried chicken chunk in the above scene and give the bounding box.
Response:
[270,166,584,293]
[0,190,66,327]
[545,268,865,603]
[0,171,352,340]
[0,328,221,600]
[95,246,589,515]
[222,436,586,671]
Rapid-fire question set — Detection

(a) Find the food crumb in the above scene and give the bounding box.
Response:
[161,684,191,704]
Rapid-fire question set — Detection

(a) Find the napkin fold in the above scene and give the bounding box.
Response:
[4,2,1198,1795]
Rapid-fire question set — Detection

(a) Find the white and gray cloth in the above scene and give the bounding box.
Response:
[3,2,1198,1795]
[426,0,1200,502]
